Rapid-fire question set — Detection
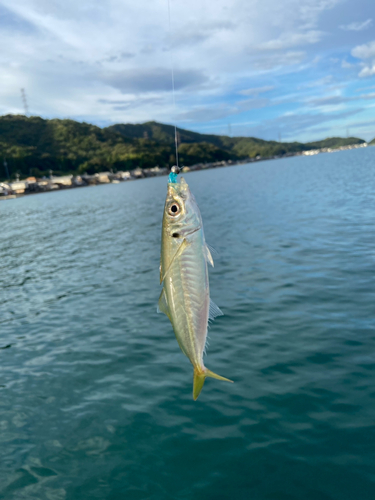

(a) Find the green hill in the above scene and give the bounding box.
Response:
[0,114,367,181]
[107,121,366,159]
[305,137,366,149]
[0,115,178,179]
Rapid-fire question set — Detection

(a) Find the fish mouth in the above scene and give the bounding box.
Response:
[168,176,188,186]
[167,177,189,196]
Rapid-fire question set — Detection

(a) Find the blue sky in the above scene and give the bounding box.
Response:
[0,0,375,141]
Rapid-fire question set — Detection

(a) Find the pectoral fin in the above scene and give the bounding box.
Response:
[157,288,171,320]
[160,238,190,283]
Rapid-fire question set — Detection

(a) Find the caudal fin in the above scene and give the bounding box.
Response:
[193,367,233,400]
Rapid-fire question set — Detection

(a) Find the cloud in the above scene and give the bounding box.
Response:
[355,93,375,100]
[307,95,351,106]
[238,86,275,96]
[352,40,375,60]
[0,4,37,33]
[340,19,372,31]
[250,51,306,70]
[98,96,164,110]
[341,59,355,69]
[246,108,364,140]
[236,98,270,111]
[298,76,334,89]
[102,52,135,63]
[356,84,375,92]
[169,21,235,48]
[351,40,375,78]
[358,65,375,77]
[101,67,208,93]
[305,92,375,107]
[296,0,340,28]
[177,95,276,123]
[177,106,236,123]
[259,31,323,51]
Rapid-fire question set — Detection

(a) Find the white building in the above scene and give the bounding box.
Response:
[51,175,73,187]
[9,181,27,194]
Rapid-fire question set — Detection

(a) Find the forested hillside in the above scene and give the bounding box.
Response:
[0,115,367,180]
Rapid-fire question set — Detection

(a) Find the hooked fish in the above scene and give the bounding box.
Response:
[158,176,232,400]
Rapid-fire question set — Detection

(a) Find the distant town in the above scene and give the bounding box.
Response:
[0,141,368,200]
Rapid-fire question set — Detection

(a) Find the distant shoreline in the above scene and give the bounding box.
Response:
[0,141,369,201]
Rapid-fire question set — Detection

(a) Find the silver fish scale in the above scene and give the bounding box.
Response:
[168,231,209,365]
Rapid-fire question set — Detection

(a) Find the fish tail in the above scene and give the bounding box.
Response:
[193,367,233,400]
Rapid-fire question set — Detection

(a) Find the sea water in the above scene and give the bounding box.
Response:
[0,147,374,499]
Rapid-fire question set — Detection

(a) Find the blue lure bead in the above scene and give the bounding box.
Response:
[168,172,178,183]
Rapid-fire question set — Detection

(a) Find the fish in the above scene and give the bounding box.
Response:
[158,176,232,400]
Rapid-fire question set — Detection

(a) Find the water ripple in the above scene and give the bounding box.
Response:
[1,149,375,499]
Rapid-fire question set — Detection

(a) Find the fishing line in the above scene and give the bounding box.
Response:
[167,0,180,180]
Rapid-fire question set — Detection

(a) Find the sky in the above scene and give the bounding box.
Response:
[0,0,375,142]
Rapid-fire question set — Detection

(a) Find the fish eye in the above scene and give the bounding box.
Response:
[168,202,180,216]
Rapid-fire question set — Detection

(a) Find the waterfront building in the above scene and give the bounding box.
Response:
[9,181,27,194]
[51,175,73,187]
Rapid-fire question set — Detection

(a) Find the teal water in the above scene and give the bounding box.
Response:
[1,148,375,499]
